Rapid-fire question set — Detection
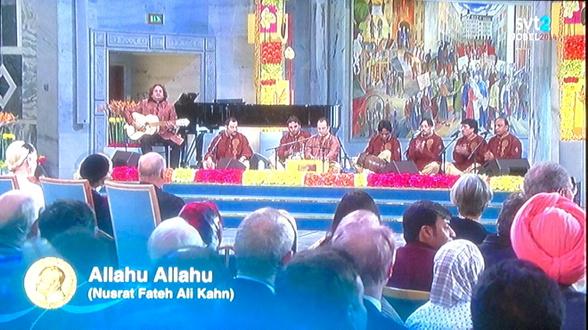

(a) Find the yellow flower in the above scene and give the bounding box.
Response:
[2,133,15,140]
[108,117,116,123]
[489,176,524,192]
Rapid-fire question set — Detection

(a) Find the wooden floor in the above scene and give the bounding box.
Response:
[222,228,406,251]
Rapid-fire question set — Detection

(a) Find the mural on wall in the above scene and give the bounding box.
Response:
[351,0,533,140]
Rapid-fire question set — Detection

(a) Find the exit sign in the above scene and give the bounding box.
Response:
[147,13,164,25]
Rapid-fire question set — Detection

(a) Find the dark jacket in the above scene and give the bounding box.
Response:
[364,298,407,330]
[450,216,488,245]
[92,189,113,236]
[478,234,516,269]
[153,186,185,220]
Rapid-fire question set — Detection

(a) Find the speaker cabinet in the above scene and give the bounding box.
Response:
[111,151,141,167]
[384,160,420,174]
[482,159,530,176]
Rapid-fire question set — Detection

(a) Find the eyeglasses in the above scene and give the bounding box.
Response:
[17,143,35,168]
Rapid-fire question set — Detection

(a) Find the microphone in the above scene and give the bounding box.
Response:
[450,130,460,138]
[480,130,490,138]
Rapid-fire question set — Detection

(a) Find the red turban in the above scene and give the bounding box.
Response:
[511,192,586,285]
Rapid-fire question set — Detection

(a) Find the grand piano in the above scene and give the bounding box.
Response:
[174,93,341,164]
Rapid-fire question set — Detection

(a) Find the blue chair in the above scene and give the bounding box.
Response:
[39,177,94,209]
[383,286,430,321]
[105,181,161,268]
[0,175,19,195]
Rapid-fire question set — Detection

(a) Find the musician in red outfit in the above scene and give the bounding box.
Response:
[446,119,488,175]
[277,115,311,165]
[407,118,444,174]
[203,117,253,169]
[125,84,183,168]
[304,117,340,163]
[484,117,522,161]
[363,119,401,162]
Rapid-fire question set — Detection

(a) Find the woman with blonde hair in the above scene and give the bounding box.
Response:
[5,140,44,213]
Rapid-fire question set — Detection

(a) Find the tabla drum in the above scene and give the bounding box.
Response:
[357,153,388,173]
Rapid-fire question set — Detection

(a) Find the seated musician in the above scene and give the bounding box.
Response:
[203,117,253,169]
[445,119,488,175]
[277,115,311,165]
[124,83,183,168]
[484,117,522,162]
[304,117,340,163]
[362,119,401,162]
[407,118,444,174]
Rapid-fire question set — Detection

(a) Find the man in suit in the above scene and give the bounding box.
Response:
[138,152,185,220]
[228,207,296,329]
[332,210,406,329]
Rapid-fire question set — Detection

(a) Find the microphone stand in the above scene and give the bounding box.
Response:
[467,132,489,174]
[206,131,224,168]
[266,135,314,169]
[439,133,460,174]
[334,134,355,172]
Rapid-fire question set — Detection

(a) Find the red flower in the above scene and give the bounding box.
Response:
[367,173,459,189]
[195,169,243,184]
[564,35,586,60]
[111,166,139,182]
[37,155,47,166]
[304,173,355,187]
[260,42,283,64]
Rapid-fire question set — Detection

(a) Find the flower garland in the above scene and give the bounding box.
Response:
[195,169,243,185]
[243,169,304,186]
[111,166,139,182]
[560,78,585,141]
[172,168,197,183]
[488,175,524,192]
[564,35,585,60]
[367,173,460,189]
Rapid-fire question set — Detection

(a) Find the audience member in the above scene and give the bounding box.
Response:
[37,200,97,243]
[229,207,297,329]
[523,161,576,200]
[138,152,185,220]
[332,211,406,329]
[511,192,586,330]
[316,190,381,248]
[478,192,525,268]
[449,174,492,244]
[388,200,454,291]
[275,247,367,330]
[147,216,204,261]
[406,239,485,330]
[471,259,564,330]
[179,201,223,250]
[0,191,37,258]
[78,153,113,236]
[4,140,44,214]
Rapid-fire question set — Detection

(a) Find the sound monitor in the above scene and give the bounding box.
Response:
[482,159,530,176]
[111,151,141,167]
[384,160,420,174]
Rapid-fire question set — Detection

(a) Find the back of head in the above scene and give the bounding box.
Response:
[496,192,526,241]
[523,162,571,198]
[402,200,450,243]
[148,217,204,261]
[275,247,366,330]
[138,152,165,182]
[0,191,36,251]
[79,153,112,187]
[5,140,36,172]
[510,192,586,285]
[471,259,564,330]
[234,207,295,279]
[156,246,231,287]
[332,215,395,290]
[331,191,380,234]
[431,239,485,307]
[37,200,97,243]
[179,201,223,250]
[450,174,493,218]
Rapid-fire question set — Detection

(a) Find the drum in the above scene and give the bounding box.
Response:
[357,153,388,173]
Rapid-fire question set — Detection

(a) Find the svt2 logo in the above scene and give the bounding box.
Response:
[516,15,551,32]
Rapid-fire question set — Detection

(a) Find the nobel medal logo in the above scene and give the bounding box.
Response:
[24,257,77,309]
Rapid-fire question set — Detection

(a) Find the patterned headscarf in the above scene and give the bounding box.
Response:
[511,192,586,285]
[430,239,485,307]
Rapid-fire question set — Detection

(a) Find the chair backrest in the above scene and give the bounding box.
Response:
[382,286,430,321]
[39,177,94,209]
[105,181,161,268]
[0,175,19,195]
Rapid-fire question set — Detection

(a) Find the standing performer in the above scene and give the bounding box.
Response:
[445,119,488,175]
[203,117,253,169]
[484,117,522,161]
[124,84,184,168]
[277,116,311,165]
[407,118,444,174]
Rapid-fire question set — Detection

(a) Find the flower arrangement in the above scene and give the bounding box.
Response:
[111,166,139,182]
[172,168,197,183]
[243,169,305,186]
[260,41,283,64]
[564,35,585,60]
[104,100,140,147]
[0,128,16,161]
[367,173,460,189]
[488,175,524,192]
[0,160,6,174]
[195,169,243,185]
[304,173,355,187]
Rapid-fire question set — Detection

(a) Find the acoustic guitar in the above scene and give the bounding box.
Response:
[125,112,190,141]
